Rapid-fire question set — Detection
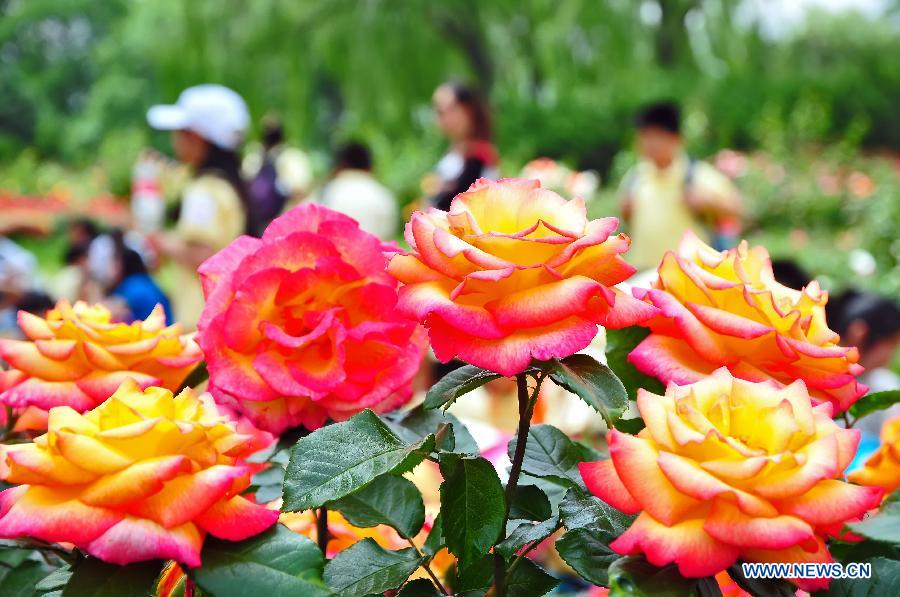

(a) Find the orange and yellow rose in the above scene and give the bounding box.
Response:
[389,178,656,376]
[0,380,278,566]
[197,204,426,434]
[579,369,882,591]
[630,232,866,412]
[0,300,201,417]
[849,415,900,494]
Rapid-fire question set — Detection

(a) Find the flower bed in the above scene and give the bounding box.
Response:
[0,178,897,596]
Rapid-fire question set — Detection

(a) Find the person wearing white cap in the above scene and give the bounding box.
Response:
[146,84,250,330]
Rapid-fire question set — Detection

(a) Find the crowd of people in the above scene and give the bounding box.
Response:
[1,81,898,449]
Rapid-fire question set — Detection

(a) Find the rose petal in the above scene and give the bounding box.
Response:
[611,512,740,578]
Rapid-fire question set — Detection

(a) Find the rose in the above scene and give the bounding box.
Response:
[197,204,427,434]
[0,300,201,419]
[388,178,656,376]
[579,369,882,591]
[849,415,900,494]
[0,371,48,431]
[0,380,278,566]
[629,232,866,412]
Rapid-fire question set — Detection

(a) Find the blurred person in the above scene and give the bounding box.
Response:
[0,291,54,340]
[67,218,99,249]
[52,218,102,303]
[146,84,250,329]
[771,259,812,290]
[0,236,40,337]
[429,82,499,211]
[829,291,900,395]
[619,101,742,270]
[88,231,174,324]
[109,244,174,324]
[244,115,314,236]
[829,290,900,467]
[316,141,398,240]
[52,244,90,302]
[15,291,55,317]
[0,236,38,299]
[130,153,167,234]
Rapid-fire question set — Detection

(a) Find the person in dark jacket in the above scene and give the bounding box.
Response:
[429,82,499,211]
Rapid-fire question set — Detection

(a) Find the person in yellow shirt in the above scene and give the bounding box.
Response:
[620,101,742,271]
[146,85,250,330]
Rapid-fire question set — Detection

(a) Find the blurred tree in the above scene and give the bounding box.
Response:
[1,0,899,192]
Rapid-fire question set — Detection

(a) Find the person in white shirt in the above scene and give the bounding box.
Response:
[146,84,250,329]
[316,142,398,240]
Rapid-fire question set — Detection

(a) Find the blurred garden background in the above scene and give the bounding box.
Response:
[1,0,899,295]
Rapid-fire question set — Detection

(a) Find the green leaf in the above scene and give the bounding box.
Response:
[329,474,425,539]
[613,417,646,434]
[507,559,559,597]
[0,560,51,597]
[509,484,552,522]
[607,556,703,597]
[250,464,286,503]
[543,354,629,426]
[726,564,794,597]
[386,406,479,455]
[0,546,32,569]
[190,524,329,597]
[556,488,638,588]
[496,516,560,559]
[423,365,502,410]
[559,487,635,536]
[510,424,602,488]
[823,557,900,596]
[848,499,900,544]
[556,527,620,587]
[830,531,900,562]
[324,538,422,596]
[519,474,571,514]
[604,327,665,399]
[454,554,493,593]
[283,409,434,511]
[36,565,72,593]
[396,578,442,596]
[423,514,444,556]
[439,454,505,569]
[850,390,900,419]
[60,558,161,597]
[177,361,208,393]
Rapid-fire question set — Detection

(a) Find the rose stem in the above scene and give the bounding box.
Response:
[407,538,450,595]
[317,506,329,555]
[493,372,540,597]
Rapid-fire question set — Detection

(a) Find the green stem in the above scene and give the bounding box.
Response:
[493,372,541,597]
[317,506,329,555]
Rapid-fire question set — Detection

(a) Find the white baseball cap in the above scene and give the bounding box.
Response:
[147,84,250,150]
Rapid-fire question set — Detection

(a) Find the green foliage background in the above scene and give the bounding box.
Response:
[3,0,900,188]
